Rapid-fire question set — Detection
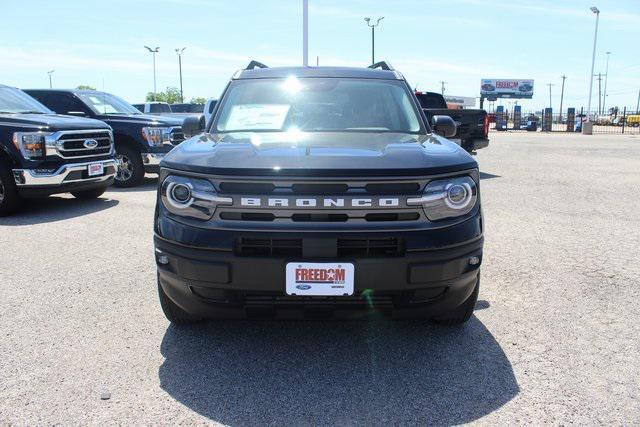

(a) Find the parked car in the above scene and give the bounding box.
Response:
[0,85,116,216]
[132,102,172,115]
[170,103,205,114]
[25,89,185,187]
[154,61,483,325]
[415,91,489,153]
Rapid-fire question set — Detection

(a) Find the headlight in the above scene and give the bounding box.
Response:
[408,175,478,221]
[161,175,232,220]
[142,127,171,147]
[12,132,50,159]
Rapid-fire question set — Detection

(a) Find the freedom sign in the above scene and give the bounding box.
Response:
[481,79,534,98]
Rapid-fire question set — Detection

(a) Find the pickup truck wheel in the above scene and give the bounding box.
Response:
[0,162,22,216]
[114,146,144,188]
[71,187,107,200]
[431,274,480,326]
[158,276,202,325]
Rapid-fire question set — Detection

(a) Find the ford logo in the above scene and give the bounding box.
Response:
[83,139,99,149]
[296,284,312,290]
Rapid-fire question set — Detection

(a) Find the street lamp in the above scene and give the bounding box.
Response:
[175,48,186,103]
[586,6,600,122]
[144,46,160,101]
[603,51,611,114]
[364,16,384,65]
[47,70,55,88]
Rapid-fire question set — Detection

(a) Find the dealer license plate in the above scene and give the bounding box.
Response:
[88,163,104,177]
[286,262,354,296]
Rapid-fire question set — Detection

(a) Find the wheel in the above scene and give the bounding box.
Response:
[114,145,144,188]
[0,161,22,216]
[71,187,107,199]
[158,275,202,325]
[431,275,480,325]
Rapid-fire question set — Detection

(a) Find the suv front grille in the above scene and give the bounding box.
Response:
[53,130,113,159]
[236,237,404,258]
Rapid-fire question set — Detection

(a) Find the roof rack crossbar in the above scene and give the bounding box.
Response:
[368,61,394,71]
[246,60,268,70]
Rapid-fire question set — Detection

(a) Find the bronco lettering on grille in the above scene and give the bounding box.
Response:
[239,197,400,208]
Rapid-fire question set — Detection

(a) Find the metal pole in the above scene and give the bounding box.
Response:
[559,75,566,122]
[603,51,611,113]
[636,89,640,112]
[586,7,600,121]
[302,0,308,66]
[47,70,54,88]
[547,83,553,110]
[178,54,183,102]
[440,81,447,95]
[622,107,626,134]
[152,51,157,101]
[371,26,375,65]
[596,73,602,115]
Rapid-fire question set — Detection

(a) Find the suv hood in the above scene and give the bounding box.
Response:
[0,113,110,131]
[162,131,477,177]
[98,114,183,126]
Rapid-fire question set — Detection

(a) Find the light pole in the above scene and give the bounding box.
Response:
[603,51,611,114]
[144,46,160,101]
[302,0,308,66]
[175,48,186,103]
[440,81,447,95]
[47,70,55,88]
[364,17,384,65]
[559,75,567,121]
[586,6,600,121]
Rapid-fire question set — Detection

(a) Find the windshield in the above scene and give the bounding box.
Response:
[0,87,52,114]
[77,92,141,115]
[214,78,423,133]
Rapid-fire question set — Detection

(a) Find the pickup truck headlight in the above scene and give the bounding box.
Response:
[142,127,171,147]
[408,175,478,221]
[161,175,232,220]
[12,132,51,159]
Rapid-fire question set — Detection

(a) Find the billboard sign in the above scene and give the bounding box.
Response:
[481,79,534,99]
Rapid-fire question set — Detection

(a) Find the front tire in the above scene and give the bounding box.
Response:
[0,161,22,216]
[71,187,107,200]
[158,275,202,325]
[432,274,480,326]
[114,145,144,188]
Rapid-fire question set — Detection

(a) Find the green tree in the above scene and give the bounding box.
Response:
[76,85,96,90]
[189,97,207,105]
[146,86,182,104]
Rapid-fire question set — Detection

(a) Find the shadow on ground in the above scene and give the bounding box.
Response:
[0,196,118,226]
[106,176,158,193]
[159,315,518,425]
[480,172,501,180]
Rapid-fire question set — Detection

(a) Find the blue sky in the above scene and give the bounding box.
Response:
[1,0,639,111]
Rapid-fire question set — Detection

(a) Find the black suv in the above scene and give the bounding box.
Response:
[154,62,483,324]
[25,89,185,187]
[0,85,116,216]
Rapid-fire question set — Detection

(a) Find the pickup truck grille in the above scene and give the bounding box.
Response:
[213,178,427,225]
[51,130,113,159]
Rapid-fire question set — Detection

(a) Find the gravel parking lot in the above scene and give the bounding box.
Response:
[1,132,639,424]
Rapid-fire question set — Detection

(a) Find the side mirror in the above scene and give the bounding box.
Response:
[183,114,205,138]
[431,115,457,138]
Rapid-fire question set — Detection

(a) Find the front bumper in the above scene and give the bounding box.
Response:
[13,159,117,196]
[154,220,483,319]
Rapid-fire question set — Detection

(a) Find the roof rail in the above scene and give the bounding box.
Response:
[368,61,394,71]
[245,60,268,70]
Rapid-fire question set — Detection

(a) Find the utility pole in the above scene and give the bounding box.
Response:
[364,17,384,65]
[144,46,160,101]
[302,0,308,66]
[47,70,55,88]
[603,51,611,114]
[594,73,603,115]
[547,83,554,110]
[586,6,600,122]
[636,89,640,113]
[175,48,186,103]
[440,81,447,95]
[559,75,567,121]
